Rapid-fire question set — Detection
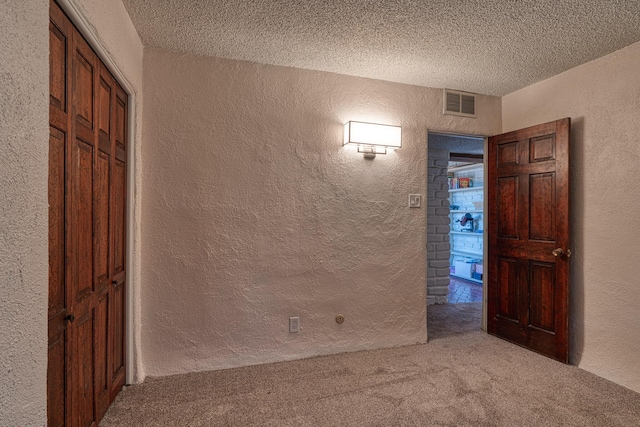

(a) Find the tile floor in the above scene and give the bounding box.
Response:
[447,276,483,304]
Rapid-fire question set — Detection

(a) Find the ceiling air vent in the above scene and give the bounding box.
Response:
[444,89,476,118]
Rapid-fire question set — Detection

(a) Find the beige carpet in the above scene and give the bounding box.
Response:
[102,303,640,426]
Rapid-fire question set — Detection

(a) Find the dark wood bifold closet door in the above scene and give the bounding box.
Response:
[48,0,128,424]
[487,118,570,363]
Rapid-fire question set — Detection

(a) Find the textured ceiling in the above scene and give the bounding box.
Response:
[122,0,640,96]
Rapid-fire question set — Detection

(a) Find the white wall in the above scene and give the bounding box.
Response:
[0,1,49,424]
[502,41,640,393]
[0,0,143,424]
[141,47,501,376]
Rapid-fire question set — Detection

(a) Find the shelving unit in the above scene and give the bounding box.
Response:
[449,163,484,284]
[451,250,483,257]
[449,186,484,193]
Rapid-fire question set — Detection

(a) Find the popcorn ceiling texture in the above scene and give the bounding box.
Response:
[141,48,501,376]
[0,0,49,425]
[503,41,640,393]
[122,0,640,96]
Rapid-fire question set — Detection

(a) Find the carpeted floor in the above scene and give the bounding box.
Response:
[102,303,640,426]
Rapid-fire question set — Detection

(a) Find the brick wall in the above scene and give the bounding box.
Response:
[426,149,450,305]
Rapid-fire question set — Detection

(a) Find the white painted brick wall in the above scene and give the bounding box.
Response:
[427,149,450,305]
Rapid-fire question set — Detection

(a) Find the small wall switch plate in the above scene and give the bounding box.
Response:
[409,194,421,208]
[289,316,300,333]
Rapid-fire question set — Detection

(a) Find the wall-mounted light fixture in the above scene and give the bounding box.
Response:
[343,121,402,158]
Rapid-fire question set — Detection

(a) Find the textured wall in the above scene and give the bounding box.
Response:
[502,41,640,393]
[0,0,49,424]
[426,149,451,305]
[141,47,501,376]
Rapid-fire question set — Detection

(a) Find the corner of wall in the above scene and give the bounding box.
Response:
[500,41,640,393]
[0,1,50,425]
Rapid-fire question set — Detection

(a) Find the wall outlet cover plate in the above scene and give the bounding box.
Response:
[289,316,300,333]
[409,194,421,208]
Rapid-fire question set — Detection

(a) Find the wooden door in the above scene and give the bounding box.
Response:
[48,3,73,424]
[487,118,570,363]
[109,73,128,404]
[48,1,128,424]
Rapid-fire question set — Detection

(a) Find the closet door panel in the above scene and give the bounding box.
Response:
[113,160,126,275]
[94,292,110,420]
[94,146,111,419]
[115,89,126,152]
[98,77,111,139]
[70,22,99,427]
[48,126,68,427]
[70,139,94,299]
[110,83,127,397]
[112,282,125,380]
[49,127,66,317]
[95,150,110,284]
[48,2,73,425]
[73,52,94,130]
[74,311,96,427]
[49,22,67,112]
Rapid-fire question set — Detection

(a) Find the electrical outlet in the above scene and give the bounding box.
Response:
[409,194,421,208]
[289,316,300,333]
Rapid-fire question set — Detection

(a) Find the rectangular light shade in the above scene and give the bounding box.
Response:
[343,121,402,150]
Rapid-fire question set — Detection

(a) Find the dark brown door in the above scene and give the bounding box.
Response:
[109,70,129,405]
[48,3,73,424]
[48,1,127,424]
[487,118,570,363]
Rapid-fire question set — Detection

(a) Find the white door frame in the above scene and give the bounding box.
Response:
[55,0,138,384]
[426,130,488,331]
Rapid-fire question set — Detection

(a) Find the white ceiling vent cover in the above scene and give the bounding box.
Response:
[444,89,476,118]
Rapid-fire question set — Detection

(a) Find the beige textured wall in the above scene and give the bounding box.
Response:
[141,47,501,376]
[502,41,640,393]
[0,1,49,424]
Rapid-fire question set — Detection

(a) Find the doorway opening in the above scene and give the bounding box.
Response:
[448,156,484,304]
[427,131,486,339]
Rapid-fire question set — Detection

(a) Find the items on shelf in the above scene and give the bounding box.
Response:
[448,162,484,284]
[452,258,483,281]
[456,213,475,232]
[448,177,474,189]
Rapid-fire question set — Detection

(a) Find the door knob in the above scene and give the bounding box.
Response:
[65,313,75,323]
[552,248,564,257]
